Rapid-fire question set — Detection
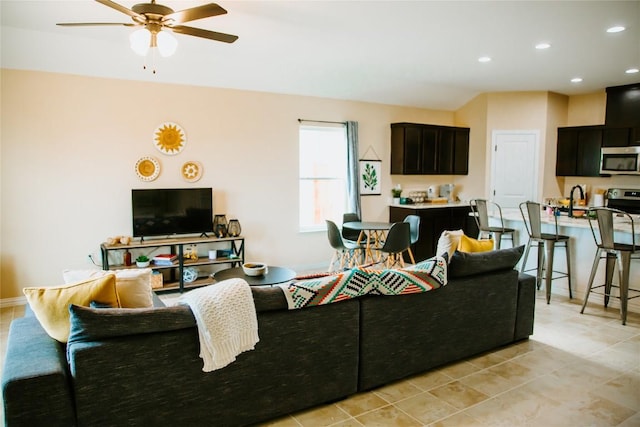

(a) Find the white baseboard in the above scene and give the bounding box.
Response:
[1,296,27,308]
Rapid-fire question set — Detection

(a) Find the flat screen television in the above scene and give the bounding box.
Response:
[132,188,213,239]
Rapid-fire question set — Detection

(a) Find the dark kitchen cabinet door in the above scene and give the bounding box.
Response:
[391,124,423,174]
[576,128,603,176]
[556,126,603,176]
[391,123,470,175]
[556,128,578,176]
[421,127,439,174]
[453,128,470,175]
[438,128,455,174]
[602,127,631,147]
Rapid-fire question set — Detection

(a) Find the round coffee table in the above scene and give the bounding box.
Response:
[213,266,296,286]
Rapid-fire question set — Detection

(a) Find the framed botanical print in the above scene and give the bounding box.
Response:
[359,159,381,195]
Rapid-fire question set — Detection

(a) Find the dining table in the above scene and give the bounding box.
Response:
[343,221,393,264]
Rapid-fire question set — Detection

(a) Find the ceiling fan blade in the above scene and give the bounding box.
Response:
[163,3,227,24]
[170,25,238,43]
[57,22,136,27]
[96,0,145,21]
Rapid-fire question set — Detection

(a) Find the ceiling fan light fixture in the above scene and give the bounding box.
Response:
[130,28,151,56]
[157,30,178,57]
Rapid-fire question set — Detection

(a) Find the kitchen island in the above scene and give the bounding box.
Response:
[389,202,478,262]
[497,208,640,315]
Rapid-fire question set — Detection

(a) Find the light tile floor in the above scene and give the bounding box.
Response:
[1,292,638,426]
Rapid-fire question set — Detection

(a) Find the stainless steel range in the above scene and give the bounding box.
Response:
[607,188,640,214]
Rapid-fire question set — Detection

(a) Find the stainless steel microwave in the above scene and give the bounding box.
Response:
[600,146,640,175]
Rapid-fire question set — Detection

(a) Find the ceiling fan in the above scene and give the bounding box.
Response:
[57,0,238,57]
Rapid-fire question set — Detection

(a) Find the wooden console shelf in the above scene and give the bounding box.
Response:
[100,236,245,293]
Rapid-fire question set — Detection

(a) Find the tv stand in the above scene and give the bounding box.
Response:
[100,235,245,293]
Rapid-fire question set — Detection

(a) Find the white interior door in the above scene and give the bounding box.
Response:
[491,130,539,208]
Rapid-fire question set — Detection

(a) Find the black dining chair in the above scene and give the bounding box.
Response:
[342,212,362,244]
[378,222,411,269]
[326,220,364,271]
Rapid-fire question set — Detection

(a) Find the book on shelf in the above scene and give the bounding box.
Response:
[153,254,177,262]
[153,260,175,266]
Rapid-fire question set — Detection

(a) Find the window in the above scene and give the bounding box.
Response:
[299,124,348,232]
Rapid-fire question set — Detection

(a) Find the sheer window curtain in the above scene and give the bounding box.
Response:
[346,121,361,219]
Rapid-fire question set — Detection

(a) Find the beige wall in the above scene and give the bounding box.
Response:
[0,69,451,300]
[567,92,606,126]
[2,68,635,302]
[454,93,488,201]
[544,92,569,198]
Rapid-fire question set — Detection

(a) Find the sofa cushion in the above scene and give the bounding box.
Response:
[448,245,525,278]
[435,229,464,261]
[67,304,195,345]
[63,268,154,308]
[457,234,494,253]
[23,275,121,342]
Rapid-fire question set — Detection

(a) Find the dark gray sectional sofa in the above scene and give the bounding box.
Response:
[2,247,535,427]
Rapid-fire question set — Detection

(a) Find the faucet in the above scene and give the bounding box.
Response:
[568,185,585,218]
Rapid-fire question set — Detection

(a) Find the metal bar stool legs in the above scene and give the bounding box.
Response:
[543,239,573,304]
[580,207,639,325]
[581,248,633,325]
[519,201,572,304]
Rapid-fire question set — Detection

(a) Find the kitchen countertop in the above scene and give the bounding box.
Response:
[390,203,639,235]
[499,208,639,236]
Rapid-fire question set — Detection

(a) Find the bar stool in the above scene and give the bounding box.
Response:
[580,208,640,325]
[469,199,517,249]
[519,201,572,304]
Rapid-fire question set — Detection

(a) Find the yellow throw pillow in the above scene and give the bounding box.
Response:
[62,268,153,308]
[457,234,494,253]
[23,274,121,342]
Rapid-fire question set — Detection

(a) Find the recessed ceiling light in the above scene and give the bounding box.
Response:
[607,26,625,33]
[626,68,639,74]
[571,77,583,83]
[535,43,551,50]
[478,56,491,63]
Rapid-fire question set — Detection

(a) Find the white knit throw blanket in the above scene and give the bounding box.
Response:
[180,278,259,372]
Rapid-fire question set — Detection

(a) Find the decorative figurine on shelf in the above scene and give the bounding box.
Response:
[184,245,198,261]
[227,219,242,237]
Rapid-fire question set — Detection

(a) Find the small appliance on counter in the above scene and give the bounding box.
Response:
[427,185,439,199]
[440,184,455,201]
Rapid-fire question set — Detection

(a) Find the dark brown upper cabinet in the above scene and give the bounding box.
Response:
[556,125,603,177]
[391,123,469,175]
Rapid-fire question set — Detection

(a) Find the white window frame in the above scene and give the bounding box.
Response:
[298,123,349,233]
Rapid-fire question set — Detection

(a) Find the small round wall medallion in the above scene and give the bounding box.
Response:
[181,160,203,182]
[154,122,186,155]
[135,156,160,181]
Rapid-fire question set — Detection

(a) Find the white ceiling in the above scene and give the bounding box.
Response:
[2,0,639,110]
